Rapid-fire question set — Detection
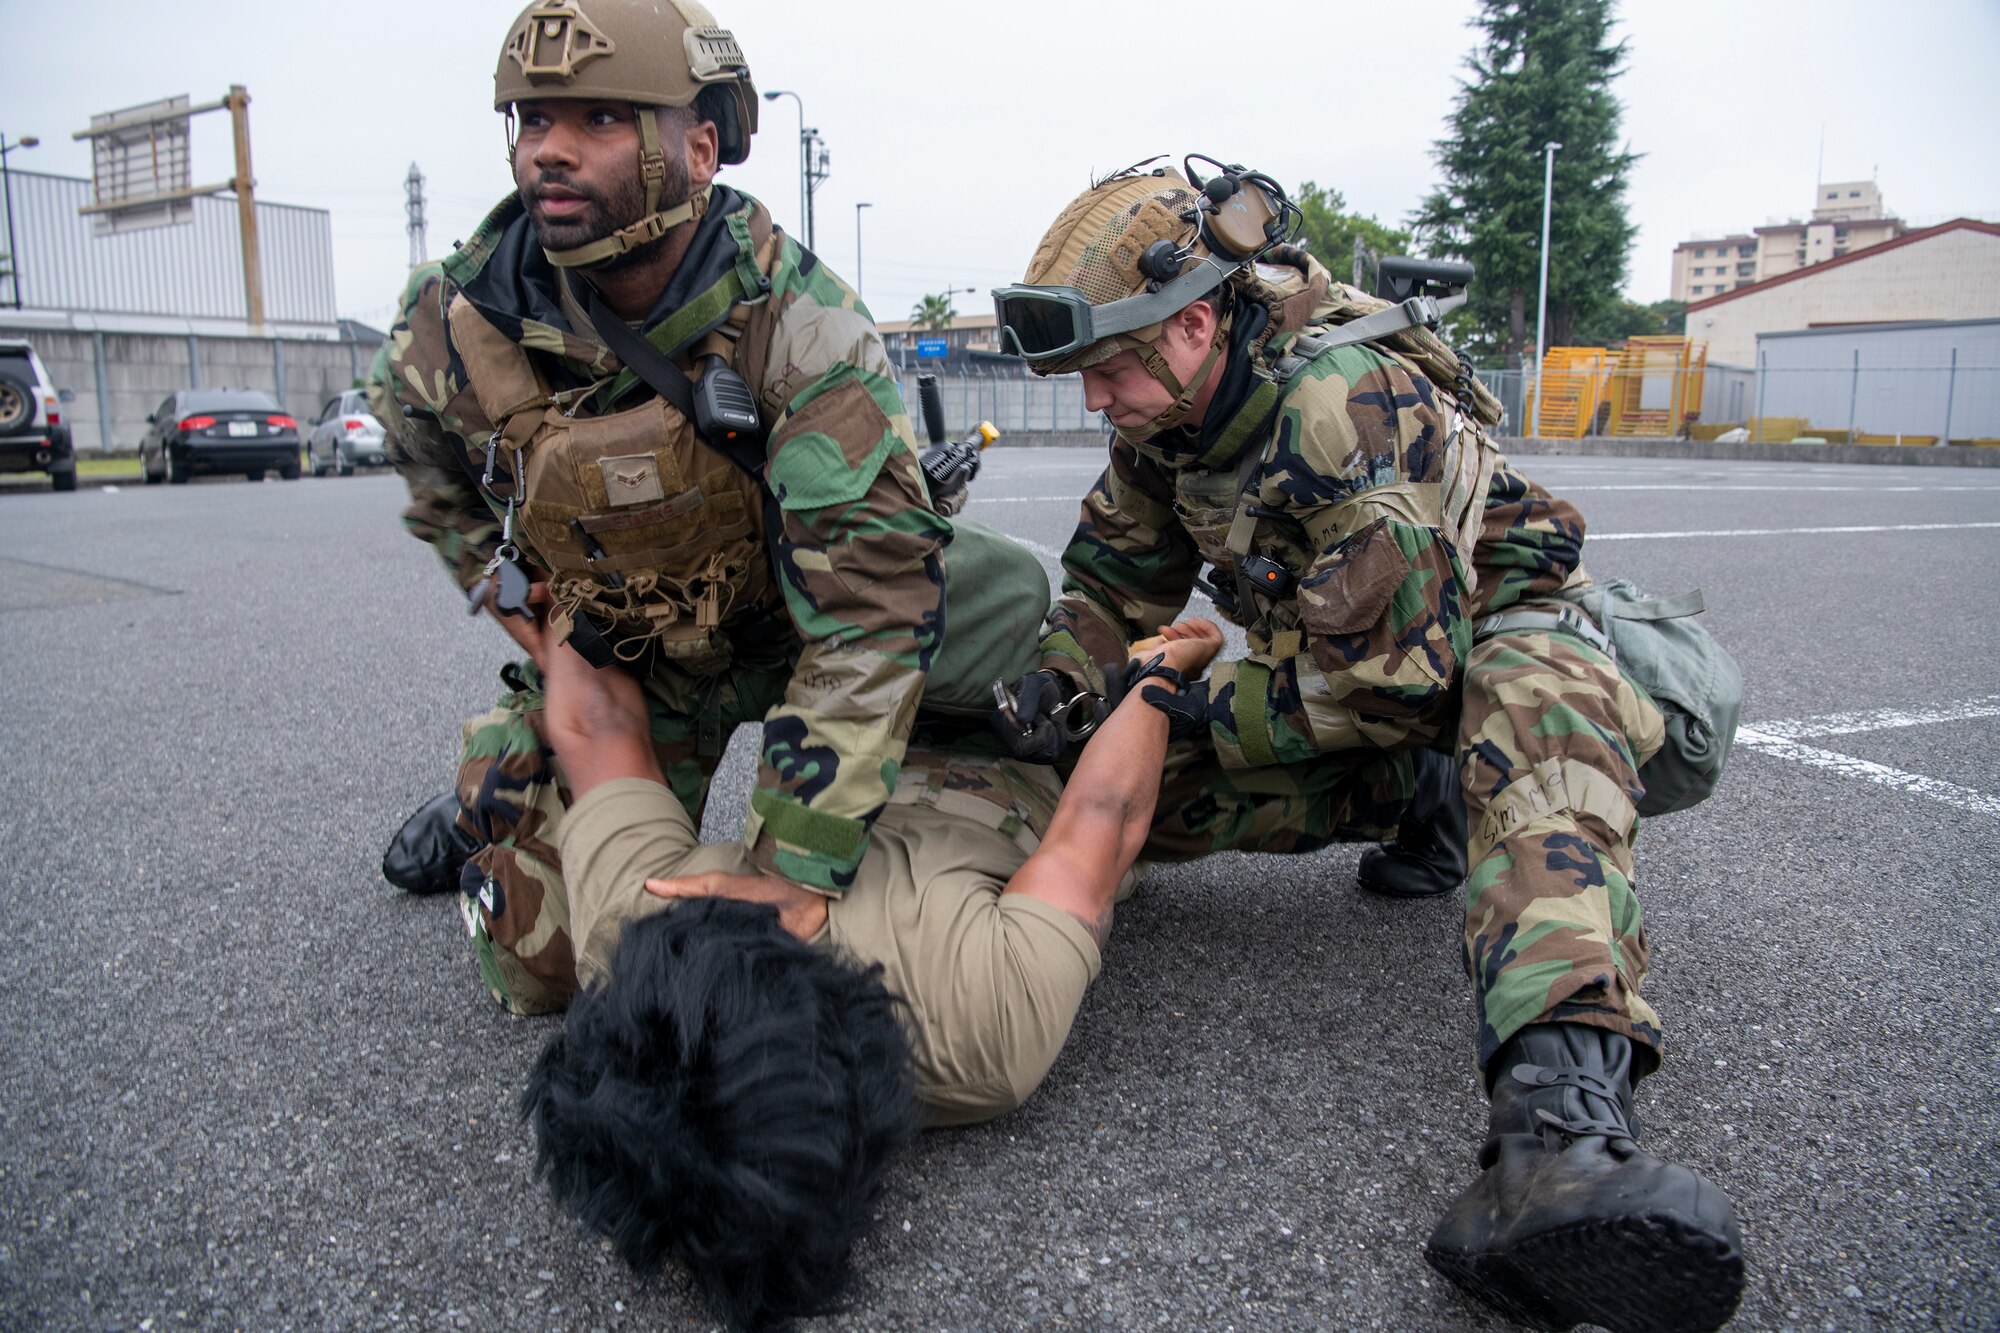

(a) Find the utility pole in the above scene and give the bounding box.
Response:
[227,85,265,330]
[0,133,39,309]
[854,201,872,300]
[405,162,427,268]
[1530,140,1561,438]
[803,127,829,252]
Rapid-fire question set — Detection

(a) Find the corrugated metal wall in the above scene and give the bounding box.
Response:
[2,170,336,325]
[1755,321,2000,441]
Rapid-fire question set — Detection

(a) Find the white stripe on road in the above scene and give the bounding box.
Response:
[1592,521,2000,541]
[1562,484,2000,493]
[1734,727,2000,818]
[973,495,1093,503]
[1747,696,2000,740]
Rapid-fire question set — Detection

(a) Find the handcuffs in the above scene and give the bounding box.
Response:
[990,653,1191,746]
[991,677,1107,745]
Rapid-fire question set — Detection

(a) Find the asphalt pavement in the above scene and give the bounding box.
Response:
[2,452,1996,1332]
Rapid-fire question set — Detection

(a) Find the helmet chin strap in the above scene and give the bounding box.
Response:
[542,106,709,269]
[1116,319,1228,444]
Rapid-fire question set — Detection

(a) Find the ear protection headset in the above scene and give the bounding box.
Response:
[1134,154,1304,290]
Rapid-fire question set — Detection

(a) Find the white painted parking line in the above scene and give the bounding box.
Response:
[974,495,1093,503]
[1734,729,2000,818]
[1593,521,2000,541]
[1734,695,2000,818]
[1747,696,2000,741]
[1563,484,2000,493]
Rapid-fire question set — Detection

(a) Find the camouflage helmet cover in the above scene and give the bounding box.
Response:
[494,0,759,164]
[1019,166,1208,374]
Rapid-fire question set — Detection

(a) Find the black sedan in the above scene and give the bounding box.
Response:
[141,388,302,484]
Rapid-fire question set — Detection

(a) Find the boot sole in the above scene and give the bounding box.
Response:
[1426,1211,1745,1333]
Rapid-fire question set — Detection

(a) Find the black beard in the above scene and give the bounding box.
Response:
[522,153,694,274]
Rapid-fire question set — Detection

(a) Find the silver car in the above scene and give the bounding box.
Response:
[305,389,389,476]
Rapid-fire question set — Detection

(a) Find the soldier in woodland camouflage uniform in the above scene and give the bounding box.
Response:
[991,163,1743,1333]
[372,0,1041,931]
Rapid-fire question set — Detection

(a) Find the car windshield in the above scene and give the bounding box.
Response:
[183,390,280,414]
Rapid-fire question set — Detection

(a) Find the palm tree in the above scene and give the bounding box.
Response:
[909,292,956,331]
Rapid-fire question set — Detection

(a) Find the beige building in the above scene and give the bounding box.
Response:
[1670,181,1905,302]
[1684,218,2000,365]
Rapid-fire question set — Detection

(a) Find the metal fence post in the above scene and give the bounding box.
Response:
[1846,348,1860,441]
[1942,347,1958,445]
[91,329,112,452]
[1753,347,1766,439]
[273,337,288,412]
[187,334,201,390]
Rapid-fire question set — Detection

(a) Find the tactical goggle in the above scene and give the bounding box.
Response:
[992,255,1243,364]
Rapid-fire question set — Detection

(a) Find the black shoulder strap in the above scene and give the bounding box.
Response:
[579,287,768,482]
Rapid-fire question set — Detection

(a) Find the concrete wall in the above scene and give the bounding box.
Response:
[0,324,380,452]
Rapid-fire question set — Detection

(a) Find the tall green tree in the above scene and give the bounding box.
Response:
[1293,182,1413,293]
[1412,0,1638,367]
[909,293,957,331]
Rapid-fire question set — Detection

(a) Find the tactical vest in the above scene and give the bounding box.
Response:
[448,208,784,674]
[1157,259,1503,658]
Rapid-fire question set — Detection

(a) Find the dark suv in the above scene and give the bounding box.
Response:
[141,388,301,484]
[0,339,76,492]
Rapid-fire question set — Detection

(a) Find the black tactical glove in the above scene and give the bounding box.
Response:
[1124,653,1211,743]
[990,669,1109,764]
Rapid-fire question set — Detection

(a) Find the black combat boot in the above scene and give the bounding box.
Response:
[1355,746,1467,897]
[382,791,479,895]
[1425,1023,1745,1333]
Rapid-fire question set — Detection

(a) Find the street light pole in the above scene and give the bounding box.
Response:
[761,89,805,243]
[854,201,872,300]
[1530,140,1561,439]
[0,132,40,311]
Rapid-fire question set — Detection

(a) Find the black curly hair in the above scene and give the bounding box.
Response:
[521,897,919,1330]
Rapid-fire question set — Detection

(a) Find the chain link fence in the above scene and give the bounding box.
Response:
[887,358,1999,445]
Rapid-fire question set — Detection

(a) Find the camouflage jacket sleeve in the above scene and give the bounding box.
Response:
[368,267,504,594]
[1202,347,1471,768]
[742,248,951,894]
[1038,438,1203,693]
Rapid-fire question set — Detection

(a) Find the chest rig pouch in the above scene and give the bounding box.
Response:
[1170,312,1503,661]
[447,287,776,675]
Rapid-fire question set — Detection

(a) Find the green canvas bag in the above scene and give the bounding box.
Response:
[1476,580,1743,816]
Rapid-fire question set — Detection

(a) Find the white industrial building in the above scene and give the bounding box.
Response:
[1685,218,2000,367]
[0,168,378,451]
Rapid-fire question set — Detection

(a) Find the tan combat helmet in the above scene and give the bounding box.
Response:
[495,0,760,267]
[995,165,1240,439]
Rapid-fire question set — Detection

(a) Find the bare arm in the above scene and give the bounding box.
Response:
[1003,620,1222,947]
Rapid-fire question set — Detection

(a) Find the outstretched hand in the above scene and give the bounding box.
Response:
[541,639,662,795]
[646,869,830,941]
[1130,618,1224,677]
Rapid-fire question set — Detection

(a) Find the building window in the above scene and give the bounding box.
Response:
[1737,263,1754,276]
[1849,190,1860,198]
[1691,285,1704,294]
[1739,244,1755,256]
[1695,248,1706,258]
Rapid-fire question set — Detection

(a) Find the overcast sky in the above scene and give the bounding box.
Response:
[4,0,1997,330]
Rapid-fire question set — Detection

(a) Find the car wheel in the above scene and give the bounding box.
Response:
[0,370,33,434]
[279,461,300,480]
[51,468,77,492]
[144,451,163,484]
[167,452,189,484]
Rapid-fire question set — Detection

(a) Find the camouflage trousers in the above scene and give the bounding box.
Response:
[1459,608,1666,1075]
